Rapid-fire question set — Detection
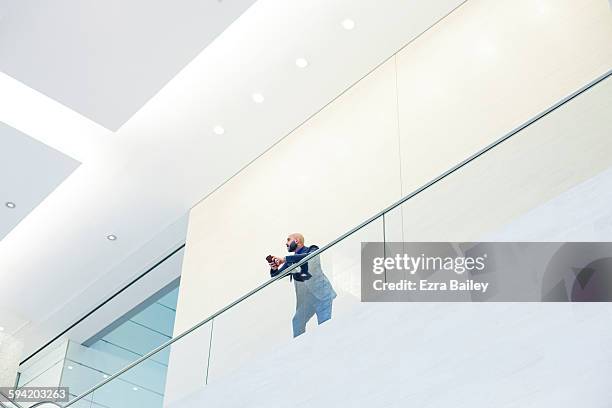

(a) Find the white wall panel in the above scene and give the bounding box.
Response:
[399,75,612,241]
[162,324,212,407]
[396,0,612,195]
[169,302,612,408]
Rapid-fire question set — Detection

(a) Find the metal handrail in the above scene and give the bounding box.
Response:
[48,68,610,408]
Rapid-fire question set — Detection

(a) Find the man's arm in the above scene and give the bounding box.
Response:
[270,245,320,278]
[284,245,319,264]
[270,260,290,277]
[270,254,304,278]
[270,266,282,277]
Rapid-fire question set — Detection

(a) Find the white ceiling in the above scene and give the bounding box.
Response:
[0,0,464,356]
[0,122,79,240]
[0,0,257,130]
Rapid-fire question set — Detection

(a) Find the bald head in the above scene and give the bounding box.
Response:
[288,233,304,245]
[286,233,305,252]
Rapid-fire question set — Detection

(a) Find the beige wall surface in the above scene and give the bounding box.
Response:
[400,75,612,241]
[396,0,612,195]
[170,0,612,401]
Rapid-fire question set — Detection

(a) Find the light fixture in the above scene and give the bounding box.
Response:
[0,326,4,331]
[5,202,16,209]
[132,387,139,391]
[67,366,73,370]
[341,18,355,30]
[106,234,117,241]
[103,374,109,379]
[251,93,265,104]
[295,58,309,68]
[213,125,225,135]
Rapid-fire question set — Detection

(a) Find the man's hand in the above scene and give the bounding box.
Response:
[273,256,285,266]
[269,261,278,270]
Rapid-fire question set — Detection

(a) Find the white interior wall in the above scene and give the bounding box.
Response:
[170,0,612,403]
[169,302,612,408]
[16,342,67,388]
[396,0,612,195]
[484,165,612,241]
[399,76,612,241]
[167,71,612,406]
[0,332,23,388]
[162,323,212,407]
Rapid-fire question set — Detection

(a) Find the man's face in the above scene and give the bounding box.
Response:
[286,235,298,252]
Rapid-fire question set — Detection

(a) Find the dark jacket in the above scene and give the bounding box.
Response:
[271,245,337,301]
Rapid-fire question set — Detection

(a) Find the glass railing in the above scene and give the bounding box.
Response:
[17,223,185,374]
[13,68,611,408]
[13,242,185,405]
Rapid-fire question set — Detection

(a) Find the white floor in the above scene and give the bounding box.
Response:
[171,302,612,408]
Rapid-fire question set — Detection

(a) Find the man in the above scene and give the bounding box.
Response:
[269,233,337,337]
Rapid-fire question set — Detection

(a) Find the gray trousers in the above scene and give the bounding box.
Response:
[292,294,333,337]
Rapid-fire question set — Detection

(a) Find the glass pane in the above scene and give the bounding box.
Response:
[16,253,183,399]
[60,321,213,408]
[399,75,612,243]
[206,217,384,384]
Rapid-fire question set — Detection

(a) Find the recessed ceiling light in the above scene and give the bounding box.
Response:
[106,234,117,241]
[251,93,265,104]
[295,58,309,68]
[132,387,139,391]
[0,326,4,331]
[341,18,355,30]
[5,202,16,209]
[67,366,73,370]
[103,374,109,379]
[213,125,225,135]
